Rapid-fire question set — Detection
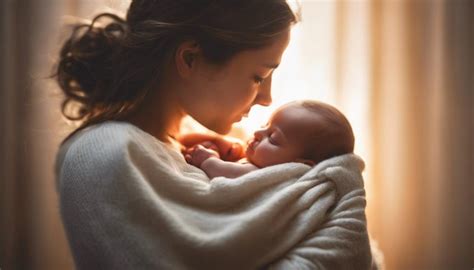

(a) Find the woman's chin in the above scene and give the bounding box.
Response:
[196,118,232,135]
[207,122,233,135]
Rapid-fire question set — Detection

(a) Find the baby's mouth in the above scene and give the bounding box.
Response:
[247,139,259,151]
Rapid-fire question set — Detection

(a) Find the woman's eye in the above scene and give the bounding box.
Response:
[254,75,265,84]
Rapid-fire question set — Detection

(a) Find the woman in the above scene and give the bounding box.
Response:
[54,1,374,269]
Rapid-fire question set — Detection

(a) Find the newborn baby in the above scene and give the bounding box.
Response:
[184,100,355,179]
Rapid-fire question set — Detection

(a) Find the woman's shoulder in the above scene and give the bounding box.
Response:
[55,121,167,185]
[55,120,207,198]
[58,121,144,159]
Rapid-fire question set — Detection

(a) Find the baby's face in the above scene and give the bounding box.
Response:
[246,104,320,167]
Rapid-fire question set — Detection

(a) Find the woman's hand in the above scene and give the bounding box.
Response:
[178,133,245,162]
[184,144,220,167]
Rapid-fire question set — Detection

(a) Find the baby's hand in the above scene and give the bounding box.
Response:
[178,133,245,162]
[185,144,220,167]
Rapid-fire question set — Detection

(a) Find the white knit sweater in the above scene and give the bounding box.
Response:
[55,121,373,270]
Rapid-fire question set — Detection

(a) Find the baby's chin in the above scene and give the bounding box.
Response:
[245,151,275,168]
[245,149,262,168]
[246,151,298,168]
[245,148,255,162]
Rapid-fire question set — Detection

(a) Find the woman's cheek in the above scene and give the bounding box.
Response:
[244,84,260,104]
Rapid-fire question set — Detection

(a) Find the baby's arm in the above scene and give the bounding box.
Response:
[201,157,258,179]
[187,145,258,179]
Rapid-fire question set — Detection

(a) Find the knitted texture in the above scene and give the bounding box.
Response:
[55,121,373,270]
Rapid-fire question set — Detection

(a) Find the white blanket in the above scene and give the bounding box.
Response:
[56,121,373,269]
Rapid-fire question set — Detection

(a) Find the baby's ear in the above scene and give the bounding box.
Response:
[295,158,316,166]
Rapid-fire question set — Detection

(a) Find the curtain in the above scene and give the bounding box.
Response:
[0,1,126,269]
[0,1,74,269]
[1,1,472,269]
[367,1,473,269]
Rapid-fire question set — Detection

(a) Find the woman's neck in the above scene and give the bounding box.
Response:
[124,90,185,143]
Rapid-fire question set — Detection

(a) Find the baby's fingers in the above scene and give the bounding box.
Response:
[184,154,192,163]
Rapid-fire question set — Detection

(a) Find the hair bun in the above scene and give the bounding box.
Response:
[55,13,127,120]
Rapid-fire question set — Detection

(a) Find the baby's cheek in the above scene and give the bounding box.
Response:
[254,145,279,167]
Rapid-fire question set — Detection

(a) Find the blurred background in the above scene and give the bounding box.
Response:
[1,0,472,269]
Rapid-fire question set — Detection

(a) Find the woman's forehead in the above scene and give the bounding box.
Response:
[229,29,291,68]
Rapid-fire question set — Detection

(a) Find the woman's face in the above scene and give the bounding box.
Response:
[178,29,291,134]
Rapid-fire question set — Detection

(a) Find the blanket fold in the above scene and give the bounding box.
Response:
[56,121,372,270]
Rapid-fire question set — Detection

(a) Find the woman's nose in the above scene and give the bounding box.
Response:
[255,77,272,106]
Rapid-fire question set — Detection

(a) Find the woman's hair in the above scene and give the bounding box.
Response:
[53,0,299,141]
[299,100,355,164]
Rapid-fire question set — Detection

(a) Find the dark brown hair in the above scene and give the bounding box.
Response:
[299,100,355,164]
[52,0,299,142]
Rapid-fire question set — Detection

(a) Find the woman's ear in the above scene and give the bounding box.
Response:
[295,158,316,167]
[175,41,200,78]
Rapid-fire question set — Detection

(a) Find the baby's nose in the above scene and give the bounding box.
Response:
[253,129,266,140]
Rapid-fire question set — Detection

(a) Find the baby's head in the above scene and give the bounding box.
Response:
[246,100,354,167]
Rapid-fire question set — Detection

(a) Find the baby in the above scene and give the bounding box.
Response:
[183,100,355,179]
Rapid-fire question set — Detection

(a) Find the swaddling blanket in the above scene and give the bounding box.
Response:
[56,121,372,270]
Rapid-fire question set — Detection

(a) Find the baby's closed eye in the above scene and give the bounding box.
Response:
[268,134,279,145]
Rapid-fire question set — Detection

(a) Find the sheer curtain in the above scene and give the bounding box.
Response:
[1,1,472,269]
